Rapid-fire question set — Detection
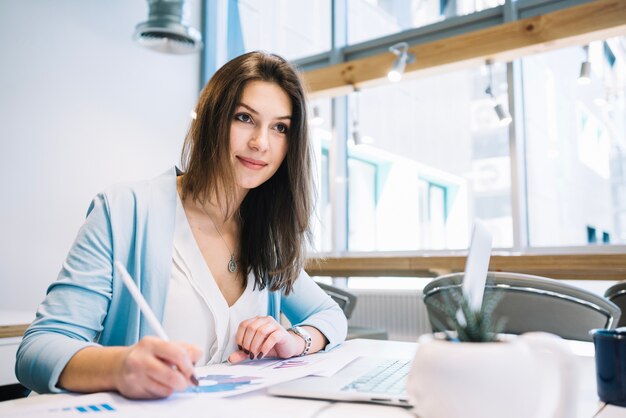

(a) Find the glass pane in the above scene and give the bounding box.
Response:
[348,0,505,45]
[342,62,512,251]
[523,37,626,246]
[348,158,378,250]
[309,99,334,253]
[234,0,331,61]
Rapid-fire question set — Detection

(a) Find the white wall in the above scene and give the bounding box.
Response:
[0,1,202,311]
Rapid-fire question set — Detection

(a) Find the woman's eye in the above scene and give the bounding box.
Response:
[235,113,252,123]
[275,123,289,134]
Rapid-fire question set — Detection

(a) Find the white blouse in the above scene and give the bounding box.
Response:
[162,196,268,365]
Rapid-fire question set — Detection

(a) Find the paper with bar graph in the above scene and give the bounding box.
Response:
[1,392,237,418]
[186,346,358,397]
[1,390,327,418]
[1,346,358,417]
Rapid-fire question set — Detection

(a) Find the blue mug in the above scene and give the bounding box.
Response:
[590,328,626,407]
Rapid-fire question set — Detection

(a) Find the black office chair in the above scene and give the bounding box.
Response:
[316,282,388,340]
[316,282,357,319]
[423,272,621,341]
[605,281,626,327]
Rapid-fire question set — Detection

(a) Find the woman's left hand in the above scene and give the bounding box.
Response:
[227,316,303,364]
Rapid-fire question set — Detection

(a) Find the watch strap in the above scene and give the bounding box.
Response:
[289,326,312,357]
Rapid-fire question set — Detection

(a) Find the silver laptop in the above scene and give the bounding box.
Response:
[269,221,493,407]
[268,356,413,406]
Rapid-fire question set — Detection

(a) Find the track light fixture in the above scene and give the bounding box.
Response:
[350,88,374,146]
[351,87,362,145]
[310,105,324,126]
[485,60,512,126]
[388,42,415,82]
[578,44,591,85]
[493,103,512,125]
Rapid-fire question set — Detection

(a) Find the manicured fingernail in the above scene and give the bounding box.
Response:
[244,349,249,354]
[249,352,254,360]
[258,352,264,359]
[238,345,242,351]
[190,374,199,386]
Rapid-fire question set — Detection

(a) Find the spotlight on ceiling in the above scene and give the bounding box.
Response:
[578,45,591,85]
[494,103,512,126]
[310,106,324,126]
[388,42,415,82]
[485,59,512,126]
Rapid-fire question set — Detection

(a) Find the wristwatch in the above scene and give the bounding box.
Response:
[289,326,312,357]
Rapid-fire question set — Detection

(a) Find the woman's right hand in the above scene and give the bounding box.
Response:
[113,336,202,399]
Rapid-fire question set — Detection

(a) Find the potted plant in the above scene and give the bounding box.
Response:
[406,277,578,418]
[423,277,505,342]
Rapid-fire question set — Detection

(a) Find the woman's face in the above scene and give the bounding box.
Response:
[229,80,291,193]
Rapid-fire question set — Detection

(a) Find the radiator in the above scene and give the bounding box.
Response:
[348,289,432,342]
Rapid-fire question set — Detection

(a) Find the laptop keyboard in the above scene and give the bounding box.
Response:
[341,359,410,395]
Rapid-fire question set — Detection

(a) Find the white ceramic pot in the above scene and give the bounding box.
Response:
[406,332,578,418]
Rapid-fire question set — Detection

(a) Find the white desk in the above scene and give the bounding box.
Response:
[0,310,33,386]
[0,338,617,417]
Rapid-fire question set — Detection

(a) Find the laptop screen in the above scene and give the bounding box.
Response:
[461,221,493,312]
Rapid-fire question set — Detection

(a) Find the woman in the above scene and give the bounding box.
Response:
[16,51,347,399]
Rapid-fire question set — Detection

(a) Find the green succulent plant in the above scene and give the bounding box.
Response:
[425,277,507,342]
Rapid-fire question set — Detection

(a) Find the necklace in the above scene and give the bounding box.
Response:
[201,205,237,273]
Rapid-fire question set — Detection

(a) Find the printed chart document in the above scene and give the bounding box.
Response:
[0,391,322,418]
[0,392,225,418]
[1,346,358,417]
[187,345,359,397]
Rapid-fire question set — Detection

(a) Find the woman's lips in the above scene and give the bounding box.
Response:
[237,156,267,170]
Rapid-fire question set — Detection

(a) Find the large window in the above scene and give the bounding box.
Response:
[215,1,626,253]
[523,40,626,246]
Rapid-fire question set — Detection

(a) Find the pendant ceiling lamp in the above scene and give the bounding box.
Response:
[134,0,203,55]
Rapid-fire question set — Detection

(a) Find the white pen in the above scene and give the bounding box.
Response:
[114,261,199,387]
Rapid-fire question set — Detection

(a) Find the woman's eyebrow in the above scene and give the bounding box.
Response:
[238,102,292,121]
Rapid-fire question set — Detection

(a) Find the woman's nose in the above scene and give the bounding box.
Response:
[249,127,269,151]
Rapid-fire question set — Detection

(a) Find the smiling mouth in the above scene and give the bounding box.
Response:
[237,156,267,170]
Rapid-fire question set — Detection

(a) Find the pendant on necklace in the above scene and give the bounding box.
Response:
[228,254,237,273]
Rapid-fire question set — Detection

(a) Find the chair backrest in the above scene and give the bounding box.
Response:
[316,282,357,320]
[423,272,621,341]
[605,281,626,328]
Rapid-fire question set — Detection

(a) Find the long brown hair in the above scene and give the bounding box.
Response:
[180,51,313,295]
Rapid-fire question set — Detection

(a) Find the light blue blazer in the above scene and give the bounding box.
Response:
[16,168,347,394]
